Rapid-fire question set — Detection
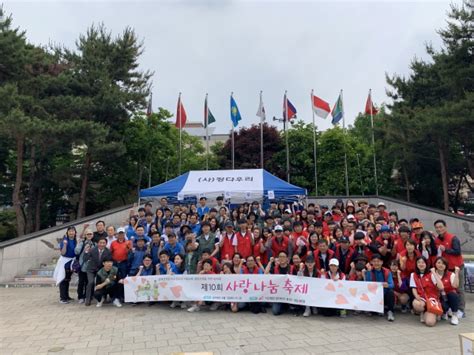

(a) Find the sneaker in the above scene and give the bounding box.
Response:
[340,310,347,318]
[209,303,220,311]
[187,305,200,313]
[170,301,178,309]
[96,300,103,308]
[447,309,453,317]
[387,311,395,322]
[450,314,459,325]
[401,305,408,313]
[303,307,311,317]
[420,312,425,323]
[59,299,69,304]
[113,299,122,308]
[78,298,85,304]
[441,313,448,321]
[457,310,465,319]
[180,302,188,309]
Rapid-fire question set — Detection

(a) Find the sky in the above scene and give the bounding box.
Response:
[4,0,457,134]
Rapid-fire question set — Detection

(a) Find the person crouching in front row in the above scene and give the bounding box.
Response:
[94,258,122,308]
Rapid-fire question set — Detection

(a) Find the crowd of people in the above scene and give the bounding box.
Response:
[54,197,466,326]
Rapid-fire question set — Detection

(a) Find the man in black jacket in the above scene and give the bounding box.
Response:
[84,237,112,306]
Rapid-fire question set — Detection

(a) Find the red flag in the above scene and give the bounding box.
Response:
[365,92,378,115]
[175,94,187,128]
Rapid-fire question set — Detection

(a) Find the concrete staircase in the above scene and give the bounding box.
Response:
[0,258,77,288]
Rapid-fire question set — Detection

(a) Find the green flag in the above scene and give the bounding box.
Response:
[204,95,216,127]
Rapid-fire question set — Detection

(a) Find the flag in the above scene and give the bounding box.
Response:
[311,92,331,119]
[175,94,187,128]
[283,93,297,121]
[331,92,344,125]
[365,91,379,115]
[146,93,153,116]
[256,91,266,122]
[230,95,242,127]
[204,95,216,128]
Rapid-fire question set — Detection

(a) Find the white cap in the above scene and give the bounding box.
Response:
[284,209,292,214]
[274,225,283,231]
[329,258,339,266]
[377,202,386,207]
[347,214,355,220]
[117,227,126,234]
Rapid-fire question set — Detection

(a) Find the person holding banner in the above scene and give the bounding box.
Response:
[319,258,347,317]
[365,254,395,321]
[265,251,297,316]
[301,255,318,317]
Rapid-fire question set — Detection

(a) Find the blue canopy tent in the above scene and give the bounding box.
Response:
[140,169,307,204]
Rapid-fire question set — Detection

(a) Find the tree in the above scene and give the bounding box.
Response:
[217,123,283,170]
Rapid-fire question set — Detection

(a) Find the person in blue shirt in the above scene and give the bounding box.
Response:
[163,233,185,259]
[128,237,148,276]
[365,254,396,322]
[57,226,77,303]
[136,254,155,276]
[156,250,179,275]
[148,232,162,266]
[187,214,201,235]
[133,225,151,246]
[197,197,210,219]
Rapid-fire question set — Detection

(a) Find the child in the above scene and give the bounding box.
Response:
[187,260,215,313]
[389,260,410,313]
[319,258,346,317]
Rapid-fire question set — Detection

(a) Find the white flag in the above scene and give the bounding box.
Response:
[256,91,266,122]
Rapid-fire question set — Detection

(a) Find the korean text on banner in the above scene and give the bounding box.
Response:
[123,274,384,313]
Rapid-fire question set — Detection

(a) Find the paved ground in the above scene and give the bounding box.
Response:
[0,288,472,355]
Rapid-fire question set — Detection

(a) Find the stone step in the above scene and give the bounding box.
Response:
[26,269,54,277]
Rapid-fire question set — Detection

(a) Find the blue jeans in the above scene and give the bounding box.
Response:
[442,292,459,313]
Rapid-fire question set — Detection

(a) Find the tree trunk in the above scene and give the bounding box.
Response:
[461,138,474,179]
[403,166,411,202]
[438,140,450,211]
[26,145,37,234]
[77,151,91,218]
[453,175,463,212]
[12,135,26,236]
[137,160,143,197]
[35,188,42,231]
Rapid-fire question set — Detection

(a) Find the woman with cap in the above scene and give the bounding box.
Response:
[319,258,347,317]
[75,228,96,304]
[53,226,78,304]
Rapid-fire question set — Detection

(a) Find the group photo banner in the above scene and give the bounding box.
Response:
[123,274,384,313]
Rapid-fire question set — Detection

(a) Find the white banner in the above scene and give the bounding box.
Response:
[180,169,263,197]
[123,274,384,313]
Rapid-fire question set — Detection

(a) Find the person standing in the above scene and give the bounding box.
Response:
[83,237,112,306]
[434,219,465,318]
[75,228,95,304]
[53,226,77,304]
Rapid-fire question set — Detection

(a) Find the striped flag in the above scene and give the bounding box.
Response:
[311,92,331,119]
[331,92,344,125]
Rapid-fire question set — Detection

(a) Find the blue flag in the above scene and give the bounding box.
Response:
[331,93,344,125]
[230,95,242,127]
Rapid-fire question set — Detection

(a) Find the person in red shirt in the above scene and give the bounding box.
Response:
[434,219,465,318]
[390,260,410,313]
[374,225,395,267]
[109,228,132,280]
[334,236,354,274]
[410,257,444,327]
[377,202,389,221]
[291,221,309,260]
[319,258,347,317]
[219,221,237,261]
[266,225,292,258]
[187,259,215,313]
[417,231,437,267]
[313,239,335,272]
[432,256,461,325]
[399,239,420,279]
[252,227,268,266]
[235,219,253,259]
[411,221,423,243]
[393,225,411,256]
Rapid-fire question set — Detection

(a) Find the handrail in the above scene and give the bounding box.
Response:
[0,204,133,249]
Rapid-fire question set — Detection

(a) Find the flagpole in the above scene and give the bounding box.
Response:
[260,91,264,169]
[341,89,349,196]
[369,89,379,195]
[311,90,318,196]
[231,92,235,170]
[178,92,182,175]
[284,90,290,183]
[205,93,209,171]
